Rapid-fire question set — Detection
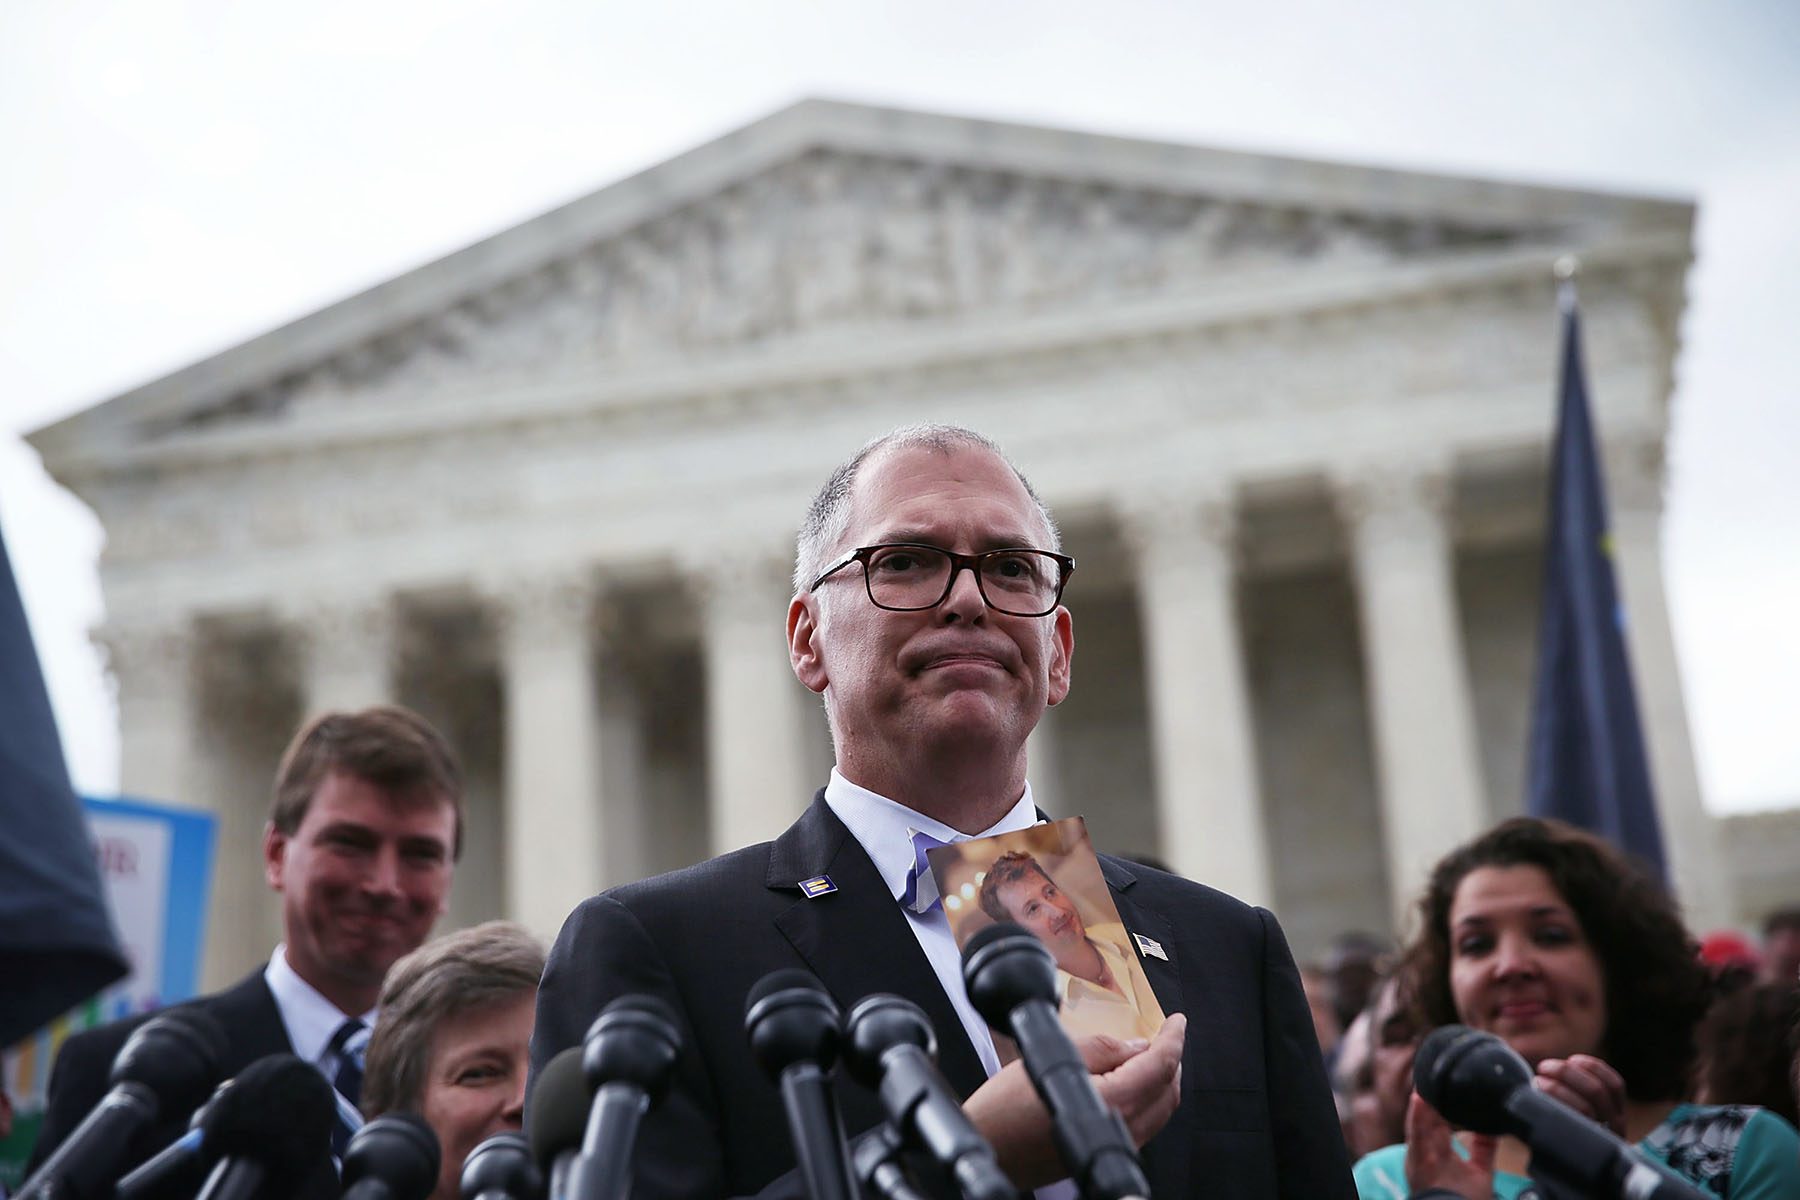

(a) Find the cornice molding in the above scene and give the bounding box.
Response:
[42,230,1689,486]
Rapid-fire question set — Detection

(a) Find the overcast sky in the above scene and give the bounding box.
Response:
[2,0,1795,812]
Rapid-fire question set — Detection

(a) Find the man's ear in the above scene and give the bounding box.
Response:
[262,822,287,892]
[1046,606,1074,707]
[789,594,829,694]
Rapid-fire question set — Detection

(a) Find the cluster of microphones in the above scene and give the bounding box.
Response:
[15,922,1708,1200]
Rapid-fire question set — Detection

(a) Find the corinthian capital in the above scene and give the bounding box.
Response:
[484,570,598,652]
[1113,481,1240,564]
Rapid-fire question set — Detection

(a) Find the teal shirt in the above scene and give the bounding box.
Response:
[1352,1104,1800,1200]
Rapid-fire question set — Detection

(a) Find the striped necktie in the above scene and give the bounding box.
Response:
[900,829,953,915]
[325,1018,367,1156]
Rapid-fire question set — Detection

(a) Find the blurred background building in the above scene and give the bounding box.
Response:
[27,100,1768,986]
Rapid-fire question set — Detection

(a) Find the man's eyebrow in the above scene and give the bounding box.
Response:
[872,529,1044,550]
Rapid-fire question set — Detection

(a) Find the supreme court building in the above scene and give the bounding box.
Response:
[30,100,1731,989]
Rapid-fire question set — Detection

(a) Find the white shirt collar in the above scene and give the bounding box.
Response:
[823,767,1042,902]
[264,944,378,1062]
[1056,932,1132,1007]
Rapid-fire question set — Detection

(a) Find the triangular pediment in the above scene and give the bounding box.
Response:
[33,98,1692,460]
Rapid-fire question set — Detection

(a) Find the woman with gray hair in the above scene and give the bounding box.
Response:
[362,920,545,1200]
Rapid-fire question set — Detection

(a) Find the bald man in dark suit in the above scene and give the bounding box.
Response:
[532,426,1352,1200]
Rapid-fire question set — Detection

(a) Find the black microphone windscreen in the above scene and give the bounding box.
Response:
[583,994,683,1100]
[960,921,1025,961]
[200,1054,337,1171]
[111,1008,230,1112]
[460,1131,540,1200]
[526,1047,589,1166]
[842,994,936,1090]
[344,1111,440,1200]
[960,922,1057,1027]
[743,968,822,1012]
[1411,1024,1473,1098]
[743,969,840,1078]
[1413,1025,1534,1135]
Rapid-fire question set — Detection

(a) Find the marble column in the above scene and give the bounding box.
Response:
[104,620,275,988]
[100,618,198,805]
[1605,440,1733,929]
[1026,704,1066,819]
[1122,489,1272,907]
[493,573,605,939]
[694,551,813,855]
[1335,465,1488,923]
[293,598,395,715]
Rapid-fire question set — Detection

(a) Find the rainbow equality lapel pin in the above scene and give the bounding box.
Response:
[799,875,838,899]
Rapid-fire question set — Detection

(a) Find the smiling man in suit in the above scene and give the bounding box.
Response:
[531,425,1352,1199]
[29,706,462,1184]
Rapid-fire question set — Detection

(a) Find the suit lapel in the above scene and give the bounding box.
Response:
[769,796,988,1096]
[208,970,297,1066]
[1097,856,1188,1200]
[1099,856,1185,1021]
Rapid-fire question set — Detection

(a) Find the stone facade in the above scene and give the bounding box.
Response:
[30,99,1730,986]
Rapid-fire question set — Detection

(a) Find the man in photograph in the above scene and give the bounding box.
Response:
[977,849,1162,1045]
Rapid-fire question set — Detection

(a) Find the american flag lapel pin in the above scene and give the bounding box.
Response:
[1132,932,1168,961]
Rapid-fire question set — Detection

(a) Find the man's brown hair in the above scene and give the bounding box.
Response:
[270,706,464,858]
[978,851,1052,924]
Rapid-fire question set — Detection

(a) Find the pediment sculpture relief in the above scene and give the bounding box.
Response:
[175,149,1533,435]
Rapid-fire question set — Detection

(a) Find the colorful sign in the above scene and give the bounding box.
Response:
[1,797,215,1187]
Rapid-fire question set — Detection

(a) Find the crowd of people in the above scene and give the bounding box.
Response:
[18,424,1800,1200]
[1305,829,1800,1199]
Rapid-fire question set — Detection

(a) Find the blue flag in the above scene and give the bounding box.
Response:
[0,514,127,1046]
[1526,283,1668,879]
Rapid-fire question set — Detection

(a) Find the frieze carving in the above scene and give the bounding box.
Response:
[172,150,1531,434]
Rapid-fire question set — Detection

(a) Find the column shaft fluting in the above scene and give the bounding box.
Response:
[1338,467,1487,922]
[496,577,605,938]
[1126,493,1272,906]
[698,556,811,855]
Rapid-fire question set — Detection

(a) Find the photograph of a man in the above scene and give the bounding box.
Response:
[978,849,1163,1044]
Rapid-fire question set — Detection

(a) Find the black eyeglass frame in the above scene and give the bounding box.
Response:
[808,542,1076,617]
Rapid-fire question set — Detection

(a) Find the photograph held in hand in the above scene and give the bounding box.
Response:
[929,817,1166,1056]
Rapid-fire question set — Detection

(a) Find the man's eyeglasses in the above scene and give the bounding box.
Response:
[809,543,1075,617]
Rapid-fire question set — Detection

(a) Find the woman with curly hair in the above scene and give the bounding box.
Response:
[1352,818,1799,1200]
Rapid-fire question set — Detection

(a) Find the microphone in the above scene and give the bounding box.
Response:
[567,996,683,1200]
[341,1112,442,1200]
[842,994,1016,1200]
[525,1048,590,1200]
[116,1076,238,1200]
[17,1008,228,1200]
[461,1132,542,1200]
[961,923,1149,1200]
[743,969,859,1200]
[191,1054,338,1200]
[1413,1025,1708,1200]
[849,1123,930,1200]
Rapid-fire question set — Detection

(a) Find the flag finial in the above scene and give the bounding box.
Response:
[1553,255,1581,316]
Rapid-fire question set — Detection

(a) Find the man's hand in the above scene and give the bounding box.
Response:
[963,1013,1186,1189]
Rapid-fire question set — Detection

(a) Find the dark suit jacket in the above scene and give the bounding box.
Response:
[531,794,1354,1200]
[26,969,295,1185]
